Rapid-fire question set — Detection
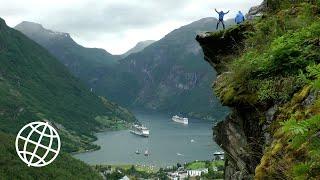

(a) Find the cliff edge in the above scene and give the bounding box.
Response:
[197,1,320,179]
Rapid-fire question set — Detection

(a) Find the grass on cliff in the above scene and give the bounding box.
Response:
[217,2,320,105]
[211,1,320,179]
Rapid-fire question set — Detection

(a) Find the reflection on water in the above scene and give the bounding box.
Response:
[74,112,221,167]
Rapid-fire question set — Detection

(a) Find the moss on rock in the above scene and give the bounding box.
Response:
[197,1,320,179]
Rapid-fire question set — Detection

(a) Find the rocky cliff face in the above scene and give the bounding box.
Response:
[197,24,262,179]
[197,1,320,179]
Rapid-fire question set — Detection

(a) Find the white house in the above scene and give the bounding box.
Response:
[167,171,188,180]
[187,168,208,177]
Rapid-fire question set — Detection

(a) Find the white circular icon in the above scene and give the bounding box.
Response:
[15,121,61,167]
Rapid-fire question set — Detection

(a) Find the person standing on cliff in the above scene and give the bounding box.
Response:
[215,9,230,30]
[235,11,245,24]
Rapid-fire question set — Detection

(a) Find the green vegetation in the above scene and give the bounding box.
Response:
[185,160,224,179]
[186,160,224,170]
[282,116,320,178]
[117,20,230,120]
[15,18,230,121]
[14,21,119,83]
[204,1,320,179]
[94,116,128,130]
[95,161,225,180]
[215,2,320,106]
[106,164,159,173]
[0,132,102,179]
[186,161,207,170]
[0,17,137,179]
[94,164,159,179]
[0,17,136,153]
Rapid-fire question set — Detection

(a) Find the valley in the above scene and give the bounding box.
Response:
[15,18,231,120]
[1,0,318,179]
[74,111,222,167]
[0,14,228,180]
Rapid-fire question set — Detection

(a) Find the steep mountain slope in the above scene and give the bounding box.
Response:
[116,17,232,118]
[0,18,136,153]
[197,1,320,179]
[15,21,119,80]
[16,18,232,119]
[122,40,156,58]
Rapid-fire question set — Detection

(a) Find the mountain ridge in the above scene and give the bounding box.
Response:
[15,17,232,120]
[122,40,156,58]
[15,21,119,80]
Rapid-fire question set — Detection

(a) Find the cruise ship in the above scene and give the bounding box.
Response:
[130,124,150,137]
[172,115,189,125]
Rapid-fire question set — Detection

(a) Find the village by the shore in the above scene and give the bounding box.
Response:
[95,151,225,180]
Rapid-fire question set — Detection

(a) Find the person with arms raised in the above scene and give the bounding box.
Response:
[215,9,230,30]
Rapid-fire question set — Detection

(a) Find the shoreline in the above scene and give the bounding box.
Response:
[73,111,220,168]
[71,127,132,155]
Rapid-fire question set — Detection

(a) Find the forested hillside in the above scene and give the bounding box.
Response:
[0,17,136,153]
[0,132,102,179]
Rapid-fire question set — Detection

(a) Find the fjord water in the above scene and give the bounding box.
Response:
[74,112,221,167]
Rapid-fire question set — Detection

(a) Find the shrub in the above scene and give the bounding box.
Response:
[281,116,320,178]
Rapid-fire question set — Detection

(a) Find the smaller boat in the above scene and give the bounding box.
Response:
[191,139,195,143]
[135,150,141,155]
[172,115,188,125]
[144,149,149,156]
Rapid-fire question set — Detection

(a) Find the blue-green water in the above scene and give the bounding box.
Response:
[74,112,220,167]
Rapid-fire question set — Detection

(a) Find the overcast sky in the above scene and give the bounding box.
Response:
[1,0,262,54]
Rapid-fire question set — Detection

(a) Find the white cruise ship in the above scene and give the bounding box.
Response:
[172,115,188,125]
[130,124,150,137]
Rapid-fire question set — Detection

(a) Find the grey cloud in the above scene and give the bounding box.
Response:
[43,1,191,35]
[0,0,263,53]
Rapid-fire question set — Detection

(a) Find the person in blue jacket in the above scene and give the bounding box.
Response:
[215,9,230,30]
[235,11,245,24]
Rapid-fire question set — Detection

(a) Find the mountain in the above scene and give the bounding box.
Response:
[197,1,320,179]
[15,18,232,120]
[122,40,156,58]
[0,18,136,153]
[15,21,119,80]
[115,17,233,119]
